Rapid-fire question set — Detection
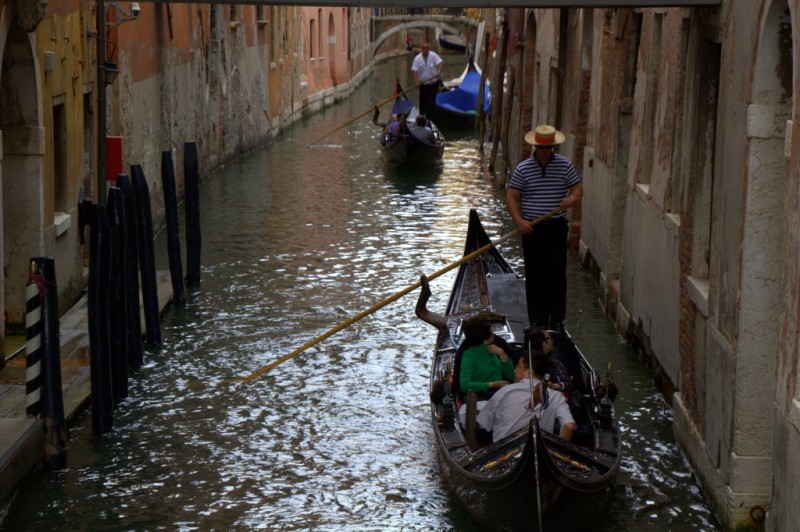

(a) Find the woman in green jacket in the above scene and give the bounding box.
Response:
[459,317,515,400]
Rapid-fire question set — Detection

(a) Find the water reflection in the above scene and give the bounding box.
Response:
[1,56,719,531]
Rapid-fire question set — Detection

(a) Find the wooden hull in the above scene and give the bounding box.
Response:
[425,210,622,519]
[380,130,444,166]
[378,82,445,166]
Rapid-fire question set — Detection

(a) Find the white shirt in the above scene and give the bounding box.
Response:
[411,51,443,85]
[476,378,575,442]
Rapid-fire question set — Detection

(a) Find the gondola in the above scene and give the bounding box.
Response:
[373,80,445,166]
[437,29,468,53]
[432,59,491,128]
[416,209,622,521]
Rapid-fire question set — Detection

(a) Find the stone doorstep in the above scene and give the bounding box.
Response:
[0,417,43,504]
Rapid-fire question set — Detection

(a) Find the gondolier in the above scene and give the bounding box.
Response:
[411,42,443,119]
[506,125,582,330]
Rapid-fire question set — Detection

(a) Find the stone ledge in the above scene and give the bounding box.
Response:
[685,275,709,317]
[673,392,770,529]
[0,418,43,505]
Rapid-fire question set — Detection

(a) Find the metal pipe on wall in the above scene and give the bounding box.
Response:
[96,2,107,205]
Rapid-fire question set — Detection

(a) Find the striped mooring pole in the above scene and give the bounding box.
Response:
[25,274,43,417]
[30,257,67,469]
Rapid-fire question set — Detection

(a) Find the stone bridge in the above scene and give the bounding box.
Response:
[373,15,481,56]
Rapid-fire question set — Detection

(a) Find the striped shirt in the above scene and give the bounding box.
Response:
[508,153,580,219]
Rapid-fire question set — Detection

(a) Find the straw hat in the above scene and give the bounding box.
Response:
[524,124,565,147]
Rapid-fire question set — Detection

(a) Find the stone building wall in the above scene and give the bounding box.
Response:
[501,2,799,528]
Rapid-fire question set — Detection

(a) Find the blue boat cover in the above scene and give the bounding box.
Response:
[435,69,491,116]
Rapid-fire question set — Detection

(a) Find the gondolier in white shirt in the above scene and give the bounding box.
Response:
[411,42,443,120]
[506,124,582,331]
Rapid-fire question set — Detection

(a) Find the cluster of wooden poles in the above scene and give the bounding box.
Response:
[24,142,202,468]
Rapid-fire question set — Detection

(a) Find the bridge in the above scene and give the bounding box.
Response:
[372,15,481,57]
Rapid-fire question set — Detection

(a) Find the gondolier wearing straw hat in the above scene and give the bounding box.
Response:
[506,125,583,331]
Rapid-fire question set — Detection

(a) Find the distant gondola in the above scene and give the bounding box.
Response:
[417,209,622,521]
[437,29,468,53]
[373,80,445,166]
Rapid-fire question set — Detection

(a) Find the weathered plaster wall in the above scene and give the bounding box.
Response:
[769,30,800,528]
[580,147,609,272]
[532,10,558,135]
[619,188,681,384]
[581,9,639,289]
[110,4,351,226]
[517,1,800,527]
[767,407,800,530]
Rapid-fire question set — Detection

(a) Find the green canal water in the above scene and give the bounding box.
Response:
[1,56,719,531]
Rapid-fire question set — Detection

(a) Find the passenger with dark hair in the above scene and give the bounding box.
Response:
[526,326,573,393]
[458,317,514,399]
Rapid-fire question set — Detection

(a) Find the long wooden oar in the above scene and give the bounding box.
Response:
[221,207,563,384]
[305,85,421,148]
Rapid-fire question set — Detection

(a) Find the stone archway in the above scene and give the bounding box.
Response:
[372,20,464,56]
[0,22,45,338]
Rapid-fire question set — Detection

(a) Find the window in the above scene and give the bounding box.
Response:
[52,99,67,217]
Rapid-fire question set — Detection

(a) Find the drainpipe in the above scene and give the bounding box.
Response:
[555,7,568,129]
[97,1,107,205]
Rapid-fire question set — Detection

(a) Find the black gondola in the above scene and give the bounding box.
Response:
[437,29,468,53]
[417,209,622,520]
[373,80,445,166]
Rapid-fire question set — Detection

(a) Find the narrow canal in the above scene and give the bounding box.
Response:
[2,56,720,530]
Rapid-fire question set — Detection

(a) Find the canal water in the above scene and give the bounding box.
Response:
[2,56,720,530]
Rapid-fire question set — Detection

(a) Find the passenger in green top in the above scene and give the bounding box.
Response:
[459,317,515,398]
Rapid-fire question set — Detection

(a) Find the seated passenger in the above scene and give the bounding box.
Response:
[459,317,515,400]
[526,327,573,393]
[408,114,434,143]
[384,113,401,139]
[476,351,576,442]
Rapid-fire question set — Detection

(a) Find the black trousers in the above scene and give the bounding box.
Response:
[521,218,569,327]
[419,83,438,118]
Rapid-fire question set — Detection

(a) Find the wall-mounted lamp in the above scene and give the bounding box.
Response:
[105,1,141,27]
[87,30,120,85]
[99,59,120,85]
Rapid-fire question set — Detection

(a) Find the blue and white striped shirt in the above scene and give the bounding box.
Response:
[508,153,580,220]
